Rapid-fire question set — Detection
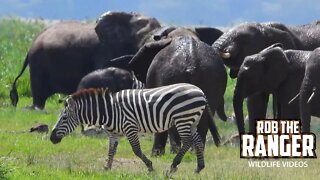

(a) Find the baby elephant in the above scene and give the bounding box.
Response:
[233,43,319,133]
[77,66,144,91]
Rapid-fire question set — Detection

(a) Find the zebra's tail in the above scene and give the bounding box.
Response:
[206,106,221,147]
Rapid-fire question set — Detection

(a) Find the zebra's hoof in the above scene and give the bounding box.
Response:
[194,165,204,173]
[103,165,112,171]
[148,166,154,172]
[169,166,177,173]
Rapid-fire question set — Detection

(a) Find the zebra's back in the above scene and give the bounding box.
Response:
[116,83,207,133]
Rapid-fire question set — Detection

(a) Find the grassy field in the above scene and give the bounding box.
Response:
[0,19,319,179]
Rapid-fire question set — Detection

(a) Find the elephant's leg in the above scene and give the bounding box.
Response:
[30,70,52,110]
[247,93,269,133]
[168,127,181,153]
[151,132,168,156]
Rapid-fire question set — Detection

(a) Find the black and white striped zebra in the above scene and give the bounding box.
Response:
[50,83,213,173]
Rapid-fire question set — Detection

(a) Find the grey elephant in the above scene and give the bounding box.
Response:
[10,11,160,109]
[128,26,227,155]
[233,44,317,133]
[299,47,320,132]
[77,66,143,91]
[212,21,320,134]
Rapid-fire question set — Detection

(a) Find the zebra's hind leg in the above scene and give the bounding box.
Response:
[127,133,154,172]
[105,134,119,170]
[170,125,193,173]
[191,131,205,173]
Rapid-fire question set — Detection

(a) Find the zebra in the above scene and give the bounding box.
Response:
[50,83,214,173]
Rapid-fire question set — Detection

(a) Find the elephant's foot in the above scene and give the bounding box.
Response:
[23,105,46,112]
[151,147,165,156]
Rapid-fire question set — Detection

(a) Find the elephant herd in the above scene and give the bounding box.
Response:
[9,11,320,155]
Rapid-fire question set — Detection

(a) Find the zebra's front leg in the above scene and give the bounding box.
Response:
[127,132,154,172]
[105,134,119,170]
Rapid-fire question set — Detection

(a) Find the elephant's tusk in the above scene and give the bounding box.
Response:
[288,93,300,104]
[221,52,231,59]
[307,91,315,104]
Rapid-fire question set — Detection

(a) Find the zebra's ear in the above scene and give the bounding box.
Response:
[66,97,75,107]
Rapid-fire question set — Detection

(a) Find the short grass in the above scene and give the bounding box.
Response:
[0,18,319,180]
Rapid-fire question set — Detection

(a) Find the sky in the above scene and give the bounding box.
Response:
[0,0,320,27]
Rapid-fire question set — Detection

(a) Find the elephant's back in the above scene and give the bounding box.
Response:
[78,67,134,92]
[29,22,99,53]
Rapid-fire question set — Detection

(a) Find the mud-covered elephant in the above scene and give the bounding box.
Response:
[233,44,318,133]
[212,21,320,134]
[128,27,227,155]
[299,47,320,132]
[10,11,160,109]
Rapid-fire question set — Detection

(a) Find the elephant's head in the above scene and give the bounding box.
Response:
[213,23,267,78]
[213,22,296,78]
[95,11,161,56]
[233,43,290,134]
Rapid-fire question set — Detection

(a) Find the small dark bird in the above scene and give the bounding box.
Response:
[30,124,49,133]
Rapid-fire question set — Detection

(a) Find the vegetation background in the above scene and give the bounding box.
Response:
[0,19,319,179]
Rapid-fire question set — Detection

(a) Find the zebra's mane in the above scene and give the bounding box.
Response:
[70,88,112,101]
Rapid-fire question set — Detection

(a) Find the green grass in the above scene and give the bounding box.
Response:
[0,18,319,179]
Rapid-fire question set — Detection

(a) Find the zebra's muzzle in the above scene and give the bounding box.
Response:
[50,130,62,144]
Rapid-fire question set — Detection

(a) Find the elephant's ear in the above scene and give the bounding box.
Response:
[102,55,135,70]
[264,25,297,49]
[262,47,289,91]
[194,27,223,45]
[129,38,172,83]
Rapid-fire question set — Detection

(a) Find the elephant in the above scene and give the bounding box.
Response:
[212,21,320,134]
[299,47,320,132]
[128,26,227,155]
[77,66,143,91]
[10,11,160,109]
[233,43,317,134]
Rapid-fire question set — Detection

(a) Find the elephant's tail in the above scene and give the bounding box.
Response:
[206,106,221,147]
[10,54,29,107]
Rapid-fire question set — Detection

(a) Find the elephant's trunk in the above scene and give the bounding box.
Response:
[153,26,176,41]
[299,77,313,133]
[233,84,246,135]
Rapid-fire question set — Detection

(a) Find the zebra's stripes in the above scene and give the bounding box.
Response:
[50,83,208,173]
[131,72,144,89]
